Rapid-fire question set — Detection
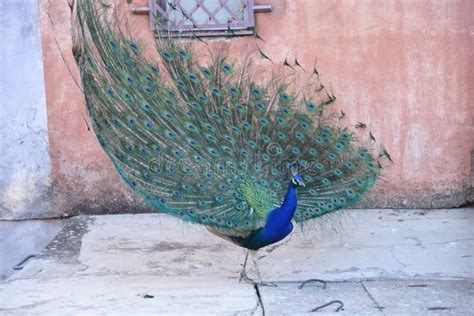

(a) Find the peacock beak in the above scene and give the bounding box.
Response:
[300,181,305,187]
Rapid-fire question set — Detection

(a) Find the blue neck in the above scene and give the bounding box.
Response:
[265,182,297,230]
[237,181,299,250]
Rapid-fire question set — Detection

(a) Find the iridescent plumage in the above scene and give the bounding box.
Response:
[73,1,385,252]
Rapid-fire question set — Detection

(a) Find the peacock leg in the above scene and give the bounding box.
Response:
[239,250,253,283]
[251,250,277,287]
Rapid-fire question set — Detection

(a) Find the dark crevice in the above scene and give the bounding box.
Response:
[253,283,265,316]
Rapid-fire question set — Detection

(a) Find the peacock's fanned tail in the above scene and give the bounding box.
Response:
[73,1,383,232]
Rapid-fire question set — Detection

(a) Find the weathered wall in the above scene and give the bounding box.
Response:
[0,0,53,219]
[7,0,472,219]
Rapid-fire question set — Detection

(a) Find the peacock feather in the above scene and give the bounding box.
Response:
[73,1,387,249]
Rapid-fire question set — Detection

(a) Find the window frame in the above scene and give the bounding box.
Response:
[149,0,257,37]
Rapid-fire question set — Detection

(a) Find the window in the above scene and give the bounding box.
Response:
[144,0,271,36]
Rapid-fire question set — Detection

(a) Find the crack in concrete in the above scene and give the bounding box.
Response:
[390,246,407,269]
[361,281,385,313]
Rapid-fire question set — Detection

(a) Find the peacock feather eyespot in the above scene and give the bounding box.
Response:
[262,134,271,143]
[187,138,197,146]
[239,162,248,170]
[129,42,138,51]
[221,107,231,116]
[277,131,287,141]
[144,121,153,129]
[200,67,212,78]
[205,172,213,179]
[240,149,250,158]
[215,196,224,202]
[304,175,313,182]
[162,51,173,61]
[223,134,235,144]
[322,178,331,186]
[139,146,148,155]
[235,103,246,113]
[198,94,208,104]
[300,121,310,129]
[243,121,252,130]
[271,168,279,176]
[196,183,205,190]
[251,86,263,98]
[205,134,217,142]
[150,66,159,73]
[318,201,326,207]
[190,101,201,111]
[296,131,305,141]
[182,184,191,191]
[173,149,182,158]
[164,98,174,107]
[177,49,189,59]
[142,103,151,111]
[204,124,216,132]
[309,188,316,195]
[173,191,182,198]
[185,122,197,131]
[248,140,257,148]
[255,102,265,111]
[127,117,136,126]
[211,87,222,97]
[272,181,281,188]
[262,153,270,162]
[254,165,262,172]
[165,130,176,138]
[230,126,240,135]
[279,91,290,101]
[226,220,234,227]
[306,102,317,112]
[130,180,137,187]
[281,107,290,115]
[335,142,344,151]
[228,86,240,96]
[208,147,219,157]
[276,116,286,125]
[345,161,354,169]
[222,63,233,74]
[187,73,199,83]
[328,152,337,160]
[146,76,153,83]
[334,168,343,177]
[308,148,317,156]
[315,136,324,145]
[222,146,232,154]
[177,80,187,89]
[291,147,301,155]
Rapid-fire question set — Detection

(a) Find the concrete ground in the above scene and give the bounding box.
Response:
[0,208,472,315]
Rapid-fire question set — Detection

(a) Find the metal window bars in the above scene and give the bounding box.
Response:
[140,0,271,36]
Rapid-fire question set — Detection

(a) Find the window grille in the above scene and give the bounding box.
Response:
[142,0,271,36]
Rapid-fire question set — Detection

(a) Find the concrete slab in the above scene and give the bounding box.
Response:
[0,209,472,314]
[258,208,474,281]
[0,219,64,280]
[259,280,474,315]
[0,276,259,315]
[259,281,378,315]
[362,279,474,315]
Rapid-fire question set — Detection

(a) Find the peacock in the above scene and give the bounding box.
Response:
[73,1,388,284]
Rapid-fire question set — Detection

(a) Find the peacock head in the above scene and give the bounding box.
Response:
[290,174,305,187]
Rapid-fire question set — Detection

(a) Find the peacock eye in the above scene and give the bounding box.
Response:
[292,178,297,185]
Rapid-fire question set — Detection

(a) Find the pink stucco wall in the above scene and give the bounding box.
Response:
[39,0,473,216]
